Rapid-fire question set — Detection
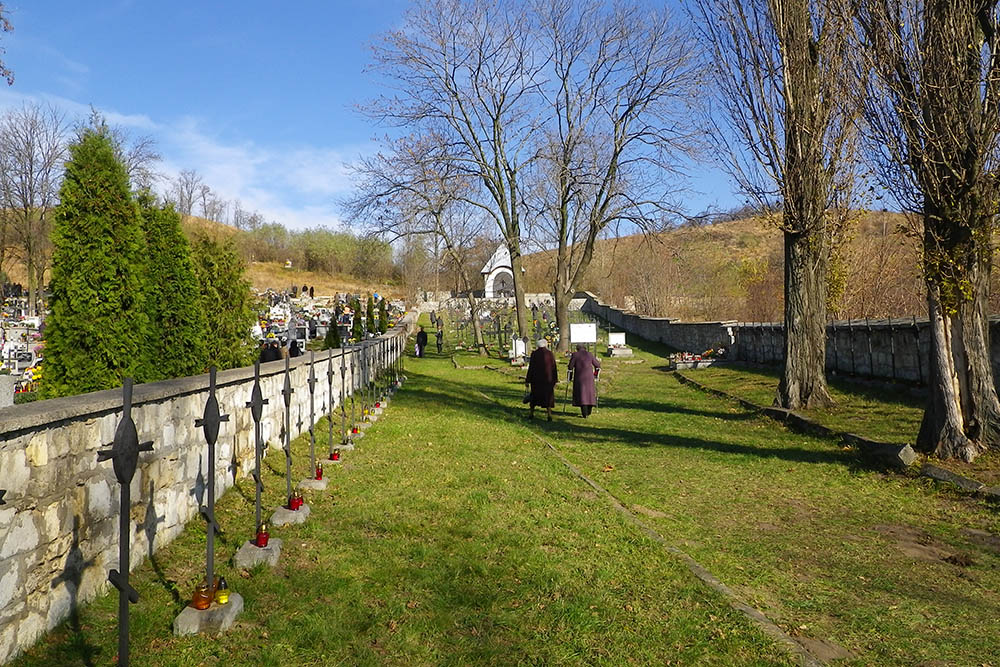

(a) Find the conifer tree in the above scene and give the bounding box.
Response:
[366,294,376,336]
[323,318,341,349]
[138,193,207,380]
[351,296,364,341]
[190,233,255,370]
[378,297,388,334]
[43,128,148,397]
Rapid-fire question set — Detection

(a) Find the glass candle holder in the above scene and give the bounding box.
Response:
[332,449,340,462]
[255,523,270,548]
[191,581,212,610]
[215,577,230,605]
[315,463,323,480]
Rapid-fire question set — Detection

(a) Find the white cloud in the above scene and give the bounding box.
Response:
[0,91,366,230]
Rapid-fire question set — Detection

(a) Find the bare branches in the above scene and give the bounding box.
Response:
[690,0,858,227]
[0,103,69,314]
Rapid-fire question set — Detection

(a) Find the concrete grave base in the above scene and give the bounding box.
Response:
[350,430,365,439]
[234,538,283,568]
[607,347,633,357]
[173,593,244,636]
[298,477,328,491]
[372,407,384,416]
[270,503,311,526]
[335,441,355,451]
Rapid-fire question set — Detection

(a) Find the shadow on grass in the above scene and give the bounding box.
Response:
[49,517,101,667]
[399,365,855,468]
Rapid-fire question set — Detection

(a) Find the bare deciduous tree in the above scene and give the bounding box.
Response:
[689,0,858,409]
[197,183,228,222]
[169,169,203,216]
[0,104,68,315]
[366,0,548,339]
[0,4,13,86]
[853,0,1000,460]
[345,133,491,354]
[531,0,701,353]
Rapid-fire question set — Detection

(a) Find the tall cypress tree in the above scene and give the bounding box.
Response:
[138,193,207,380]
[378,298,388,334]
[351,296,363,341]
[323,318,342,349]
[43,129,148,398]
[190,233,256,370]
[365,294,376,335]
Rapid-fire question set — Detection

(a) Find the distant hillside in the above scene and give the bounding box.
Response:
[521,211,932,321]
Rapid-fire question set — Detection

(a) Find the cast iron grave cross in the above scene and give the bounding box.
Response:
[96,378,153,667]
[195,367,229,592]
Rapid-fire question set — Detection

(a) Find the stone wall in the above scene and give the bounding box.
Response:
[0,318,415,665]
[581,294,736,354]
[582,293,1000,386]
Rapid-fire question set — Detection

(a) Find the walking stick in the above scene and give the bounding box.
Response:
[594,367,600,413]
[563,368,573,414]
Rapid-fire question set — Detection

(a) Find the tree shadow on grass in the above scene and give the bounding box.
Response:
[398,369,856,468]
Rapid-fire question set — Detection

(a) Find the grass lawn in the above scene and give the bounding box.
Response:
[12,320,1000,666]
[684,364,925,445]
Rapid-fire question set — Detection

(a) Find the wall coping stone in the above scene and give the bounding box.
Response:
[1,325,410,437]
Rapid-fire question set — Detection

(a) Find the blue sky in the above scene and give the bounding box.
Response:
[0,1,739,230]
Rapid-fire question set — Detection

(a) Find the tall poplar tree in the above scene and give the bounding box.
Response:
[43,128,148,397]
[138,193,207,380]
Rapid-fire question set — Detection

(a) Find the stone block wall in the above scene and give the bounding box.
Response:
[582,294,1000,386]
[581,294,736,353]
[0,318,414,665]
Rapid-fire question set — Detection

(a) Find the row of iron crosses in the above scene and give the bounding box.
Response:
[95,334,406,666]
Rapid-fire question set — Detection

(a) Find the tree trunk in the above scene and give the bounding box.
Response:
[959,247,1000,447]
[472,316,487,356]
[26,253,36,317]
[465,293,488,356]
[33,260,45,317]
[776,228,833,409]
[509,245,529,339]
[917,283,979,460]
[554,287,571,355]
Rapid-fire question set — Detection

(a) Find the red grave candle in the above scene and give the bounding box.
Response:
[315,463,323,480]
[255,524,270,548]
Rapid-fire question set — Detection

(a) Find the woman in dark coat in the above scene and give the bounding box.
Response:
[525,339,557,421]
[415,326,428,357]
[568,343,601,417]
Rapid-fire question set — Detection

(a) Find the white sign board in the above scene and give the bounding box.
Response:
[608,332,626,347]
[569,323,597,344]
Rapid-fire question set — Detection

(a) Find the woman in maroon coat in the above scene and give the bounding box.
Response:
[568,343,601,418]
[525,339,557,421]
